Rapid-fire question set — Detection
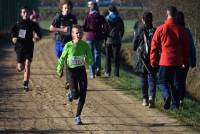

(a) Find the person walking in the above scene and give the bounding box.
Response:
[49,0,77,89]
[150,6,189,109]
[175,11,196,106]
[11,6,42,91]
[104,4,124,77]
[83,1,108,78]
[57,25,93,125]
[133,12,157,108]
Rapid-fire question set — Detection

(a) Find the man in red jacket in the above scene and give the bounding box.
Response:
[150,6,189,109]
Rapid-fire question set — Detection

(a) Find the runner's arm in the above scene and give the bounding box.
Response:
[11,23,18,44]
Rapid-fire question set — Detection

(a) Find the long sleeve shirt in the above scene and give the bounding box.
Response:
[57,40,93,76]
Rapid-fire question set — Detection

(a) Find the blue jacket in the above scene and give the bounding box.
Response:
[105,11,124,44]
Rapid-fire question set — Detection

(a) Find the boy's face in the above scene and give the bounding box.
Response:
[20,9,29,20]
[72,28,83,42]
[62,4,71,15]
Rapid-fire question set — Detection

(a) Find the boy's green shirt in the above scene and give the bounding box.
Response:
[57,40,93,76]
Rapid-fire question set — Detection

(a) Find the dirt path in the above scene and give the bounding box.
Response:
[0,37,197,134]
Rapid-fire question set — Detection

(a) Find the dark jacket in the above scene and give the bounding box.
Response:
[83,10,108,41]
[11,19,42,50]
[105,12,124,45]
[51,13,77,44]
[133,24,156,74]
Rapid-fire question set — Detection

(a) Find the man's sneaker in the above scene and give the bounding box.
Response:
[23,85,29,92]
[90,75,95,79]
[142,99,148,106]
[104,72,110,77]
[74,116,82,125]
[149,97,155,108]
[163,96,171,110]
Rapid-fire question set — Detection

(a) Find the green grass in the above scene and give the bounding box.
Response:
[124,20,135,33]
[39,20,51,30]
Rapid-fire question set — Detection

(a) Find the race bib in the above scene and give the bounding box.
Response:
[70,56,85,66]
[18,29,26,38]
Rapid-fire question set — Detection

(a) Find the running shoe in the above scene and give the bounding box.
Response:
[142,99,148,106]
[74,116,82,125]
[23,85,29,92]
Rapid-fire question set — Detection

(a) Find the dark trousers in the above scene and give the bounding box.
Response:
[105,44,121,76]
[67,66,87,117]
[174,67,189,101]
[140,69,157,100]
[158,66,181,108]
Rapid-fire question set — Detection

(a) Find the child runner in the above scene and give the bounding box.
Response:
[11,6,42,91]
[57,25,93,125]
[50,0,77,89]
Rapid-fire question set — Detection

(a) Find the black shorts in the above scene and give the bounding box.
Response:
[15,43,34,63]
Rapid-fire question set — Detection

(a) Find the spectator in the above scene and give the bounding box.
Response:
[104,4,124,77]
[83,1,108,78]
[150,6,189,109]
[133,12,157,108]
[175,11,196,106]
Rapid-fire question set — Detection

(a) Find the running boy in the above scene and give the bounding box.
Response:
[57,25,93,125]
[50,0,77,89]
[11,6,42,91]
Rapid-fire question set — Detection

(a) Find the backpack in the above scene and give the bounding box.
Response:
[139,27,156,60]
[132,26,156,74]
